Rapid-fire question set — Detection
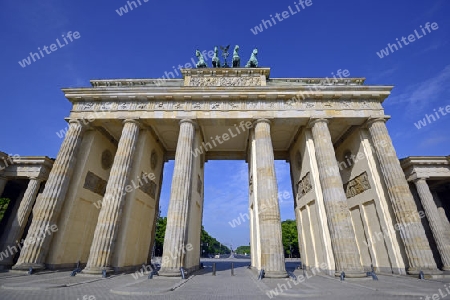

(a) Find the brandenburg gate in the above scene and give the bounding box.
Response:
[5,62,449,277]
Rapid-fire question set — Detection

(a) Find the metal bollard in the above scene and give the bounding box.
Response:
[212,263,216,276]
[258,269,265,280]
[71,261,81,276]
[151,263,159,276]
[419,270,424,280]
[371,272,378,281]
[288,271,297,281]
[102,269,107,278]
[180,267,185,279]
[231,263,234,276]
[28,267,33,275]
[340,271,345,281]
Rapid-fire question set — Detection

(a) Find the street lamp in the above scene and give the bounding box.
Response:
[200,242,208,258]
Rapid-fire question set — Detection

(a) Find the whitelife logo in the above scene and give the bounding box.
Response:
[376,22,439,59]
[18,31,81,68]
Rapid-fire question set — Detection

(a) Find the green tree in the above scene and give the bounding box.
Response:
[0,198,11,222]
[281,219,299,258]
[153,219,230,257]
[200,226,230,256]
[154,216,167,256]
[235,245,250,255]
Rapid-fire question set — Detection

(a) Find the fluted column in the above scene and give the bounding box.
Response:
[0,176,7,197]
[367,117,440,274]
[254,119,287,278]
[309,119,365,277]
[13,120,86,271]
[160,119,196,277]
[82,119,140,275]
[432,191,450,229]
[0,177,42,267]
[414,178,450,271]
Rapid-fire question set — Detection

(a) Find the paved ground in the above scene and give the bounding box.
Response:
[1,258,449,299]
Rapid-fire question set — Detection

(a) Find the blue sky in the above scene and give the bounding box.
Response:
[1,0,449,247]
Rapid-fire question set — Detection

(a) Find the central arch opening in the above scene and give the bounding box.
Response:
[156,158,297,275]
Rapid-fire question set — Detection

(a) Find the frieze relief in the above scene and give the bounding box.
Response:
[189,76,262,87]
[140,179,157,199]
[297,172,312,200]
[73,99,382,112]
[83,171,107,196]
[118,102,130,110]
[15,166,41,173]
[100,102,113,110]
[344,171,371,199]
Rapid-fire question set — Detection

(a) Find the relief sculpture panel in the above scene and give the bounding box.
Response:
[344,171,371,199]
[189,76,262,87]
[297,172,312,200]
[83,171,107,196]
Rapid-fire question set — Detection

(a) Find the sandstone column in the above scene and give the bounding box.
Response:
[309,118,364,277]
[160,119,196,277]
[253,119,287,278]
[414,178,450,271]
[0,177,42,267]
[432,191,450,228]
[0,176,8,197]
[367,117,440,274]
[13,120,86,271]
[82,119,140,275]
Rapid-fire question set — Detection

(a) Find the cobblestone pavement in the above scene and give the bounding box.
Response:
[1,259,449,300]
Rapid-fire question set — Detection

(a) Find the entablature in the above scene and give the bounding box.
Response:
[401,156,450,181]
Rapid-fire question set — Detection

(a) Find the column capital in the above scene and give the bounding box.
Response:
[364,116,391,128]
[307,118,329,128]
[67,118,92,131]
[123,119,142,127]
[68,119,83,125]
[179,119,198,129]
[252,118,272,127]
[413,177,429,184]
[28,176,44,182]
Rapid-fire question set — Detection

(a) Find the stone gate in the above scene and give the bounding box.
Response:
[4,67,449,278]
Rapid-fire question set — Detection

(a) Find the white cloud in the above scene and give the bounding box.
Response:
[386,64,450,114]
[419,135,449,148]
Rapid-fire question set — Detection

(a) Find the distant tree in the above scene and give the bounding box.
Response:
[153,218,230,257]
[235,245,250,255]
[200,226,230,256]
[281,219,299,258]
[154,216,167,256]
[0,198,10,222]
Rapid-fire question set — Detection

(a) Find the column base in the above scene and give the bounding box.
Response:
[263,270,289,278]
[441,266,450,272]
[81,266,114,276]
[159,267,183,277]
[12,263,45,272]
[407,268,443,275]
